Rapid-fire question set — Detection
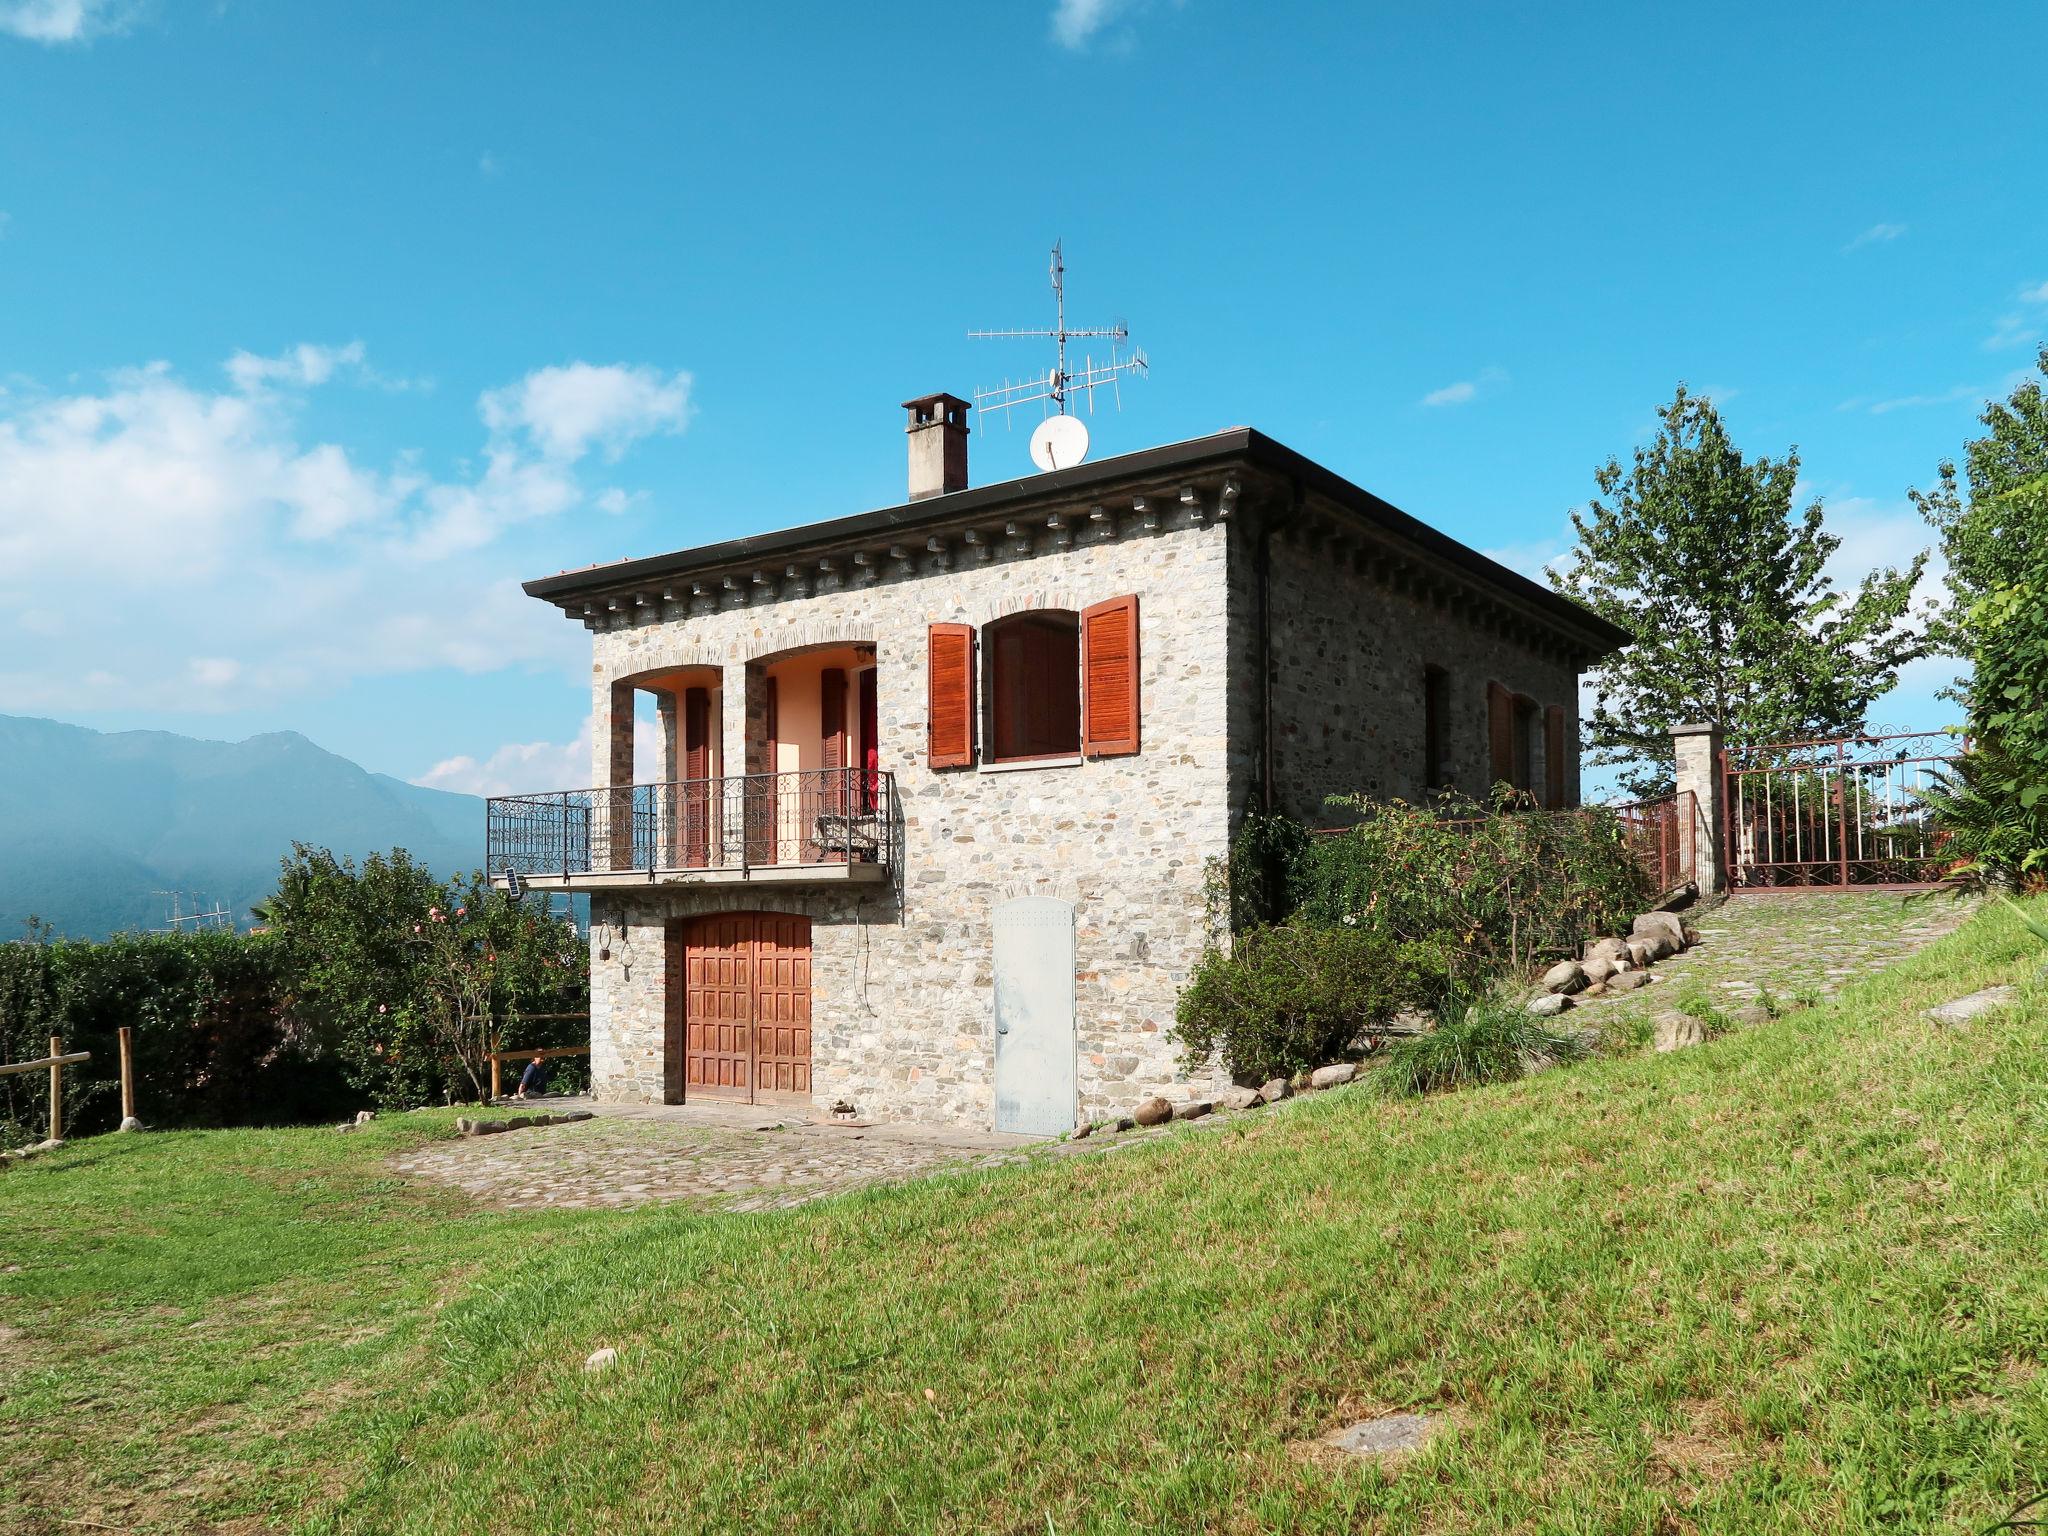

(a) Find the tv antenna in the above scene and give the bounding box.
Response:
[970,240,1147,470]
[153,891,233,933]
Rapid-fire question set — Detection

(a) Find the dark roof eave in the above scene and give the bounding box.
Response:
[524,428,1631,656]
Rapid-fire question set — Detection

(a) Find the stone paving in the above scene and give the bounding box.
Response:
[1576,890,1976,1034]
[388,1103,1047,1214]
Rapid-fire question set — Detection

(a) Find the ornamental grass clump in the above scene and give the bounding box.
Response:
[1371,992,1590,1099]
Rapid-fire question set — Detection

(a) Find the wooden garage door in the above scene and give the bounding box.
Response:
[670,913,812,1104]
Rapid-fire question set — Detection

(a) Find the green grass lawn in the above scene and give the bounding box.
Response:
[5,899,2047,1535]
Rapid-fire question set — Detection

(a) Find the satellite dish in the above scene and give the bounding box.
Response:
[1029,414,1090,472]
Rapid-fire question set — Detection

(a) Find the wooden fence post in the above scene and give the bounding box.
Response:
[48,1033,62,1143]
[118,1025,140,1130]
[490,1055,502,1102]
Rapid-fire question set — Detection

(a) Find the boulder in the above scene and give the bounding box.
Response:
[1258,1077,1292,1105]
[1321,1412,1436,1458]
[1526,992,1573,1018]
[1638,932,1678,963]
[1174,1099,1214,1121]
[1654,1016,1706,1051]
[1113,1116,1138,1133]
[355,1109,376,1125]
[1584,937,1632,970]
[583,1347,619,1374]
[1927,986,2019,1027]
[1541,960,1587,995]
[1070,1120,1094,1140]
[1309,1062,1358,1090]
[1582,954,1617,986]
[1631,911,1690,952]
[1607,971,1653,994]
[1132,1095,1174,1127]
[118,1116,144,1133]
[1219,1086,1263,1111]
[1734,1001,1773,1027]
[1626,940,1652,968]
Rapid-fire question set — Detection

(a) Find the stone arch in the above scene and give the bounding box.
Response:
[744,617,878,661]
[969,587,1093,629]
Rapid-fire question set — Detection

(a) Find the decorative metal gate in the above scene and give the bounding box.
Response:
[1721,729,1967,891]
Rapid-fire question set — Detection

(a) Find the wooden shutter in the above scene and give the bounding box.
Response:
[1080,595,1140,758]
[821,668,847,771]
[927,624,975,769]
[764,676,779,768]
[1543,704,1567,810]
[684,687,711,779]
[1486,681,1515,790]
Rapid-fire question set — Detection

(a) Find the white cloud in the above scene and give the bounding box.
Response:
[1421,365,1508,409]
[2023,280,2048,305]
[0,346,688,716]
[481,362,691,463]
[414,710,660,798]
[1984,313,2042,352]
[0,0,130,43]
[1844,222,1907,252]
[1855,382,1990,415]
[1051,0,1122,48]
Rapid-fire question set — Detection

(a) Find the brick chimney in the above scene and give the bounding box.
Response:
[903,393,971,501]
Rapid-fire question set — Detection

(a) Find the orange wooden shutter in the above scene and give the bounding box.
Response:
[684,687,711,779]
[1486,681,1515,790]
[1543,704,1567,810]
[821,668,847,771]
[764,676,779,766]
[927,624,975,769]
[1081,595,1140,758]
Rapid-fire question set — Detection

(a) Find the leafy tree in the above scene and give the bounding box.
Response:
[1912,348,2048,886]
[1551,386,1931,796]
[265,845,586,1106]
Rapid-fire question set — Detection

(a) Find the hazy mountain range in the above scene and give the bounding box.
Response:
[0,714,485,941]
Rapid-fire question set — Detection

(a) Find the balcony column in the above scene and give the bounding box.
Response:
[656,690,678,868]
[606,681,636,872]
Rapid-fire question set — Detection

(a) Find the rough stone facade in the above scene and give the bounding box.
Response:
[522,431,1623,1133]
[1254,521,1582,823]
[585,512,1232,1128]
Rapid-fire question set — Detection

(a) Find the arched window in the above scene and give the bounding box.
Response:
[984,610,1081,762]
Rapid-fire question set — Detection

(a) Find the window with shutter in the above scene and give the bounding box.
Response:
[1543,704,1567,810]
[1486,681,1515,790]
[988,612,1080,760]
[927,623,975,769]
[1080,594,1140,758]
[1423,664,1449,791]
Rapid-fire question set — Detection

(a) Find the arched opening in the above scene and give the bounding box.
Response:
[984,610,1081,763]
[754,643,880,864]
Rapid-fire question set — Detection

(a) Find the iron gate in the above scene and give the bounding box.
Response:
[1722,729,1967,891]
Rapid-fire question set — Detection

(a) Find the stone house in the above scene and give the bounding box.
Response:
[493,398,1628,1132]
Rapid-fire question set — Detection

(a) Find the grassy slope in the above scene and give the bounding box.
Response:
[4,901,2047,1534]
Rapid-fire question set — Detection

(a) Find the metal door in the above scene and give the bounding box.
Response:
[992,896,1076,1135]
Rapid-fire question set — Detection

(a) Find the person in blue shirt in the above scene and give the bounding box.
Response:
[514,1054,547,1099]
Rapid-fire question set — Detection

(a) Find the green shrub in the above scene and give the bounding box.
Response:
[1371,994,1590,1098]
[1222,794,1654,989]
[1173,925,1411,1083]
[0,929,340,1147]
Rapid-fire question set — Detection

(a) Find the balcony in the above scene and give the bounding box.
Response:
[487,768,897,892]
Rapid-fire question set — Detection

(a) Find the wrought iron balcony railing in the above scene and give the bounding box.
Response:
[487,768,897,880]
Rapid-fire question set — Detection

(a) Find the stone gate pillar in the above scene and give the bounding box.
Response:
[1671,722,1725,894]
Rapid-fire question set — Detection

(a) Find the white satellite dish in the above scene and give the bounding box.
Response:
[1029,413,1090,472]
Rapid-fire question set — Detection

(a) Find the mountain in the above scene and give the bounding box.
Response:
[0,714,486,940]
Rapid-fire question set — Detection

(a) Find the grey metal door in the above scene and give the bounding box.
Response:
[992,896,1076,1135]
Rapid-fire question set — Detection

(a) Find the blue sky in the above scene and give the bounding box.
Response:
[2,0,2042,796]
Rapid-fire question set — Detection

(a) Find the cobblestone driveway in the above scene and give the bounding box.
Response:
[1579,890,1975,1032]
[389,1109,1039,1214]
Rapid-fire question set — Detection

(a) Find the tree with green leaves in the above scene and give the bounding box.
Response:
[1911,347,2048,886]
[1550,385,1931,797]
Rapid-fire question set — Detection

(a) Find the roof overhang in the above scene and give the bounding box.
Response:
[524,428,1630,659]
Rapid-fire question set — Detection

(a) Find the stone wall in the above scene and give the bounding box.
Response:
[585,509,1234,1128]
[1251,517,1584,824]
